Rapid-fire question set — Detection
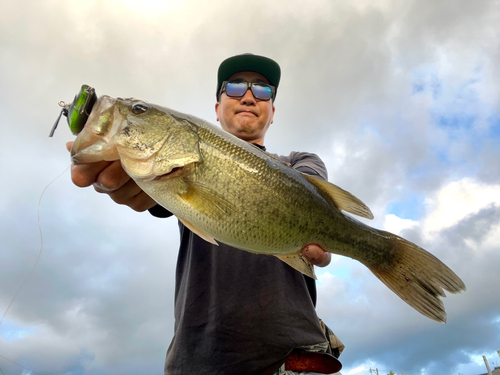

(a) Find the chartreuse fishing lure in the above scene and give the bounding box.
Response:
[49,84,97,137]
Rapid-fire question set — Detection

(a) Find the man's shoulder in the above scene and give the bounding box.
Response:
[276,151,328,181]
[279,151,324,164]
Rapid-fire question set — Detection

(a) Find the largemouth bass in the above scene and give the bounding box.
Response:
[70,95,466,323]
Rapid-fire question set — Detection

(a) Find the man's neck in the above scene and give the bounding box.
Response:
[251,143,266,151]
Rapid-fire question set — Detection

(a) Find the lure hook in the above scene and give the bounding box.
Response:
[49,102,70,137]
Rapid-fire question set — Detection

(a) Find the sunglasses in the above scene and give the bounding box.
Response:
[220,80,275,101]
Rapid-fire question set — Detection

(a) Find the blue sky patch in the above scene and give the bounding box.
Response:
[413,65,500,170]
[436,113,476,130]
[411,68,442,99]
[412,82,425,94]
[386,193,424,221]
[488,114,500,138]
[316,266,350,284]
[0,320,35,341]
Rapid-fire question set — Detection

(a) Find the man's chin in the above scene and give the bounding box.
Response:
[221,118,268,141]
[225,128,258,142]
[226,120,256,132]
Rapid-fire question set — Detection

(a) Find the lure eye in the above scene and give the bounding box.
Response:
[131,102,149,115]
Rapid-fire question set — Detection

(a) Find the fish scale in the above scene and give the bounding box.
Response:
[175,124,324,252]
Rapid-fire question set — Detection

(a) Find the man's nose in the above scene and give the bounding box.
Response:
[240,88,256,105]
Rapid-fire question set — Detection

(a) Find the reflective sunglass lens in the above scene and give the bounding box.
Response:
[226,82,248,97]
[224,81,273,100]
[252,84,272,100]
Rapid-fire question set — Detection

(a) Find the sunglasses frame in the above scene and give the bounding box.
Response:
[220,80,276,101]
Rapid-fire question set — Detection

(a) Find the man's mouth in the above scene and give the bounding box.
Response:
[236,110,257,116]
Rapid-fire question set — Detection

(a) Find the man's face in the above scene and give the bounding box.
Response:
[215,71,275,145]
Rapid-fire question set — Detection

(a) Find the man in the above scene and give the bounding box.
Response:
[67,54,341,374]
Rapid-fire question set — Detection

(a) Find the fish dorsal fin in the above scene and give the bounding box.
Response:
[302,174,374,220]
[276,254,317,280]
[177,216,219,246]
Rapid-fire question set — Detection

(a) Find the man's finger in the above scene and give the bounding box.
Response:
[104,180,157,211]
[302,244,331,267]
[70,161,114,187]
[65,140,155,212]
[95,160,131,192]
[102,178,142,202]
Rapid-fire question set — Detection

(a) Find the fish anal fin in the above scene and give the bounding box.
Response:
[276,254,317,280]
[302,174,374,220]
[177,216,219,246]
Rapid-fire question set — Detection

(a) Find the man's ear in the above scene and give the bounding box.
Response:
[215,102,220,122]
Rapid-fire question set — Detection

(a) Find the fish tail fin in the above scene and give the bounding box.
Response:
[366,234,466,323]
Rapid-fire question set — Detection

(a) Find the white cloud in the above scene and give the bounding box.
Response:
[383,214,418,235]
[422,178,500,239]
[346,364,368,374]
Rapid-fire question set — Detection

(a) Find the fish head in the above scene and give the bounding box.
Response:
[71,96,202,182]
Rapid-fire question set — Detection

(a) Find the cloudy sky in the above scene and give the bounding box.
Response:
[1,0,499,374]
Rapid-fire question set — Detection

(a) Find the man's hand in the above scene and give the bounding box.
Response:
[302,244,331,267]
[66,141,157,212]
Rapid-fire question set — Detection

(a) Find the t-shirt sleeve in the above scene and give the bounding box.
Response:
[287,152,328,181]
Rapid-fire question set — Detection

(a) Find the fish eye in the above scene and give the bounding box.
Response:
[131,102,149,115]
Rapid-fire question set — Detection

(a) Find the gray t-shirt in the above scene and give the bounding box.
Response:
[149,149,329,375]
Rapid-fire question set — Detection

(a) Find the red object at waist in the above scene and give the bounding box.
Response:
[285,349,342,374]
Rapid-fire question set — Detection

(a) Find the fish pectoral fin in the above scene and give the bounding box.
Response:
[177,216,219,246]
[302,174,374,220]
[180,178,237,220]
[276,254,317,280]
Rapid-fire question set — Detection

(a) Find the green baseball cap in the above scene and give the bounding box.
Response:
[216,53,281,100]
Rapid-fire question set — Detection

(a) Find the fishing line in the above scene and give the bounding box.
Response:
[0,165,70,375]
[0,354,41,375]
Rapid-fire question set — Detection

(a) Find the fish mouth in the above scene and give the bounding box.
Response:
[87,96,117,134]
[71,96,121,164]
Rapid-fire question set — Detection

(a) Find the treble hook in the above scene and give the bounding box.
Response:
[49,101,70,137]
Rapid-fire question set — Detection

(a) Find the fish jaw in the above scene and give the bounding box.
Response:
[70,95,122,164]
